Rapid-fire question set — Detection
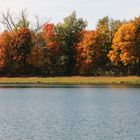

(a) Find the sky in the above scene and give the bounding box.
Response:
[1,0,140,29]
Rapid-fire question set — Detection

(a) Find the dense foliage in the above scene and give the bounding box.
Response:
[0,11,140,76]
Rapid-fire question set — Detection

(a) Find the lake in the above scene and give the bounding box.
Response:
[0,86,140,140]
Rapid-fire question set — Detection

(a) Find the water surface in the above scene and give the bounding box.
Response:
[0,86,140,140]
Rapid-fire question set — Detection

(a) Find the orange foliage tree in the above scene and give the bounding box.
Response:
[42,23,60,51]
[76,30,104,75]
[41,23,61,75]
[28,23,61,75]
[0,28,32,74]
[108,23,140,65]
[108,22,140,74]
[11,28,32,74]
[0,31,14,73]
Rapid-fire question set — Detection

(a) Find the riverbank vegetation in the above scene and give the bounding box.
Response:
[0,10,140,76]
[0,77,140,85]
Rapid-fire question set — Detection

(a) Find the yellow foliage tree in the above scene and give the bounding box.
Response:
[108,23,140,66]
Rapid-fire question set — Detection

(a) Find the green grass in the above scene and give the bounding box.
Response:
[0,76,140,85]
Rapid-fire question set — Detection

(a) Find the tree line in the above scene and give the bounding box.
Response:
[0,10,140,76]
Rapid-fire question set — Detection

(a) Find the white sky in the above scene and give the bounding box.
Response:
[1,0,140,29]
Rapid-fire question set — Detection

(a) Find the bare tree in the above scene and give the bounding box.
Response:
[0,9,30,31]
[0,9,49,33]
[0,10,16,31]
[33,15,50,33]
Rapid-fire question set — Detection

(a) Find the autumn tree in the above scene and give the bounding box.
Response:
[97,17,122,49]
[0,45,5,71]
[108,22,140,75]
[0,31,13,73]
[11,28,32,74]
[97,17,123,66]
[76,30,104,75]
[40,23,61,75]
[28,23,61,75]
[0,27,33,75]
[0,32,13,74]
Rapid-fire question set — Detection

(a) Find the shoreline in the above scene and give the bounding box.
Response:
[0,84,140,88]
[0,76,140,87]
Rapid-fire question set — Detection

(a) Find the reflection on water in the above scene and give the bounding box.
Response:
[0,87,140,140]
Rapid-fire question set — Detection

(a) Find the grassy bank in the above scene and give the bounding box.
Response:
[0,76,140,85]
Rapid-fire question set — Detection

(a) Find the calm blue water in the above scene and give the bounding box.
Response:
[0,86,140,140]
